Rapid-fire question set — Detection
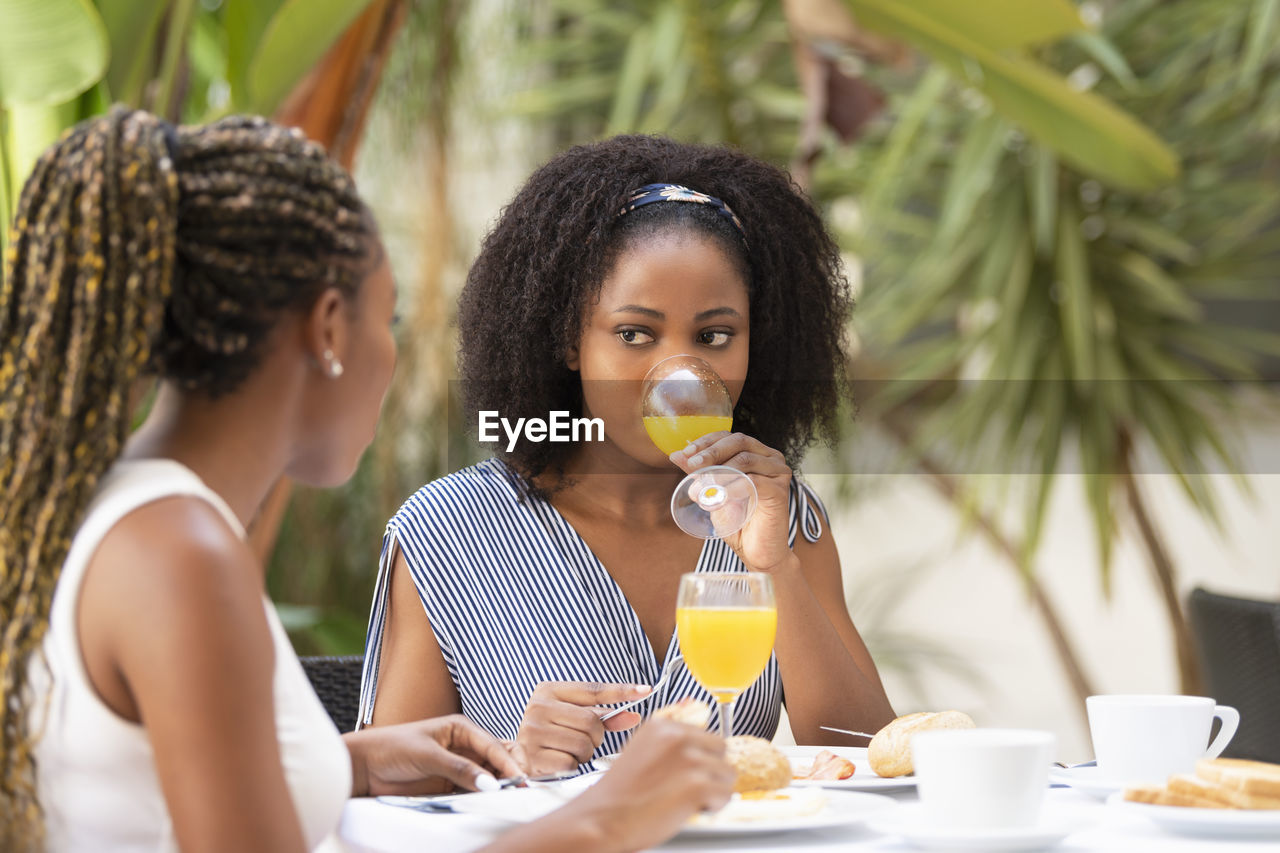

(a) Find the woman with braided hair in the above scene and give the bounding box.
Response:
[0,108,733,852]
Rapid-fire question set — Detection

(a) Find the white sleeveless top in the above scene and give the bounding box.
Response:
[29,459,351,852]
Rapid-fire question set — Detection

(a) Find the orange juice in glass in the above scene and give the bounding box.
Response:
[676,605,776,701]
[640,355,757,539]
[643,414,733,457]
[676,572,776,735]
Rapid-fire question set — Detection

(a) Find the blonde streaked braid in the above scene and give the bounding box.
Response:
[0,106,370,850]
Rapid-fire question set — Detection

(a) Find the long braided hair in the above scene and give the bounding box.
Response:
[0,107,372,850]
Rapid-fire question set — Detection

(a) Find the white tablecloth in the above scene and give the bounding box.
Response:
[338,787,1280,852]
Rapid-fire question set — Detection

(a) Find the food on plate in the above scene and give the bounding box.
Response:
[867,710,976,778]
[1196,758,1280,800]
[1123,783,1229,809]
[692,788,828,825]
[794,750,856,781]
[647,702,793,794]
[651,697,712,728]
[1123,758,1280,810]
[1168,773,1280,809]
[724,735,793,793]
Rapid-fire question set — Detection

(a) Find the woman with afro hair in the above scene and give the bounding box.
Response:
[359,135,895,774]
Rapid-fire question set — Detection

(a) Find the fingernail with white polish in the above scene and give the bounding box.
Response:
[474,772,499,792]
[689,454,703,466]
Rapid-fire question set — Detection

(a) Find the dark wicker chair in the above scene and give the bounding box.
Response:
[1187,587,1280,763]
[299,655,365,734]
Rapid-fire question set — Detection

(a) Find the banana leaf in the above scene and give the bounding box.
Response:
[247,0,377,116]
[225,0,286,110]
[96,0,168,105]
[0,0,108,106]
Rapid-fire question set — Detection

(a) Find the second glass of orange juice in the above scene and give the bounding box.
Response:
[676,572,776,736]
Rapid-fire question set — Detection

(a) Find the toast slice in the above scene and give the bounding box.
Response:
[1195,758,1280,800]
[1168,773,1280,809]
[1123,784,1229,809]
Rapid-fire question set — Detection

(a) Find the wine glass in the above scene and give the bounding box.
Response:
[676,572,777,737]
[640,355,757,538]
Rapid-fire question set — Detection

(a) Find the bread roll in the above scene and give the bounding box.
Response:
[867,710,976,778]
[724,736,792,793]
[651,697,711,729]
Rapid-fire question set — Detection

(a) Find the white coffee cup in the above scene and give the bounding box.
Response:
[912,728,1056,829]
[1086,694,1239,782]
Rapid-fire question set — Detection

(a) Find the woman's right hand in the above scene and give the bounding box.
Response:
[517,681,649,773]
[343,714,527,796]
[557,720,736,849]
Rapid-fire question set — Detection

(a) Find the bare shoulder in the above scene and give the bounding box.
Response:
[88,494,259,603]
[793,525,841,579]
[78,497,300,849]
[79,494,272,707]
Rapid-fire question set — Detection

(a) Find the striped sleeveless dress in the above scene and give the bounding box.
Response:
[358,458,828,757]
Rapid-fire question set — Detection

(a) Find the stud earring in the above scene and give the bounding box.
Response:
[323,348,344,378]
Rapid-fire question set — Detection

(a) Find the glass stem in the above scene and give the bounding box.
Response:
[718,699,734,737]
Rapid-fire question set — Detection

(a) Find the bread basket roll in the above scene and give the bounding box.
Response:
[868,710,976,777]
[724,736,792,793]
[651,697,712,729]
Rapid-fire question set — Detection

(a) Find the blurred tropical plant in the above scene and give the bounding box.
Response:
[0,0,410,648]
[506,0,804,158]
[836,0,1280,697]
[0,0,392,267]
[847,555,990,708]
[495,0,1162,719]
[495,0,1280,711]
[265,0,484,653]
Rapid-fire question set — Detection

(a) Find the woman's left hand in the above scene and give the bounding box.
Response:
[343,714,528,796]
[669,432,796,573]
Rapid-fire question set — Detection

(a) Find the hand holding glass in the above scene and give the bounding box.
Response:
[676,572,776,737]
[641,355,757,538]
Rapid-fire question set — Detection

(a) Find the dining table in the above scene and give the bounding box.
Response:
[337,775,1280,852]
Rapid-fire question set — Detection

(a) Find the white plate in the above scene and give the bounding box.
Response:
[684,789,898,837]
[868,804,1077,851]
[1106,791,1280,838]
[447,776,898,838]
[783,745,918,792]
[1047,765,1128,799]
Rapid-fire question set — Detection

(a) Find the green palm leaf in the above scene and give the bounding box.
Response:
[843,0,1181,190]
[906,0,1084,50]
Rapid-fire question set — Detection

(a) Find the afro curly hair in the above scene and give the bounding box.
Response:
[457,134,852,487]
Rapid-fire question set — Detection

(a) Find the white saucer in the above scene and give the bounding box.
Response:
[868,805,1077,851]
[1048,765,1132,799]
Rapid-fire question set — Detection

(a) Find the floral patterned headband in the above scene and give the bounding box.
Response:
[617,183,748,245]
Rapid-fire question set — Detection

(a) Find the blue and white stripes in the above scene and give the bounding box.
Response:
[359,458,828,757]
